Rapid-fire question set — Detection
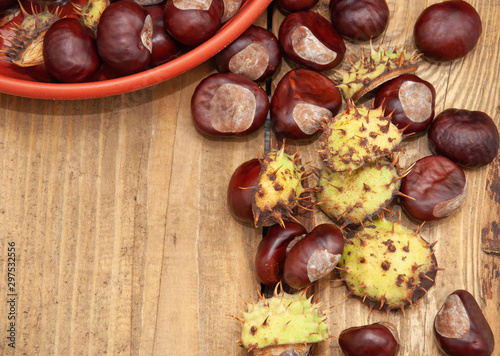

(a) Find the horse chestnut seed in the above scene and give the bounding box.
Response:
[428,109,499,169]
[163,0,223,46]
[215,25,282,82]
[191,73,269,137]
[329,0,389,42]
[414,0,482,62]
[43,18,100,83]
[434,290,495,356]
[97,0,153,75]
[278,11,346,71]
[374,74,436,135]
[339,322,400,356]
[255,222,307,287]
[400,155,467,222]
[276,0,318,13]
[283,223,344,289]
[227,158,261,224]
[271,68,342,140]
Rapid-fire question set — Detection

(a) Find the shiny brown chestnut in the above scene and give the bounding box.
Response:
[255,222,307,287]
[191,73,269,137]
[146,5,184,67]
[400,155,467,222]
[374,74,436,135]
[276,0,318,13]
[215,25,282,82]
[339,322,400,356]
[227,158,261,224]
[329,0,389,42]
[283,223,344,289]
[270,68,342,140]
[414,1,482,62]
[43,18,100,83]
[97,0,152,75]
[278,11,346,71]
[428,109,499,169]
[434,290,495,356]
[163,0,223,46]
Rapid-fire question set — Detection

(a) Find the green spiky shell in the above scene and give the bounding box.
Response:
[319,102,403,173]
[3,7,61,67]
[252,147,307,227]
[73,0,109,36]
[337,44,420,102]
[238,289,328,351]
[338,218,438,311]
[316,158,401,226]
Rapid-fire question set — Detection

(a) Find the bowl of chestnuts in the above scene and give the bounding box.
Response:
[0,0,271,99]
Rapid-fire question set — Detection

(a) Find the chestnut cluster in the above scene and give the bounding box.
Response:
[200,0,496,354]
[0,0,244,82]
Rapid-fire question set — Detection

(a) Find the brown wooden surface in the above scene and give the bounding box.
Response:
[0,1,499,355]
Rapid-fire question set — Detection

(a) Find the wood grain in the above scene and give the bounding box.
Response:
[0,2,499,355]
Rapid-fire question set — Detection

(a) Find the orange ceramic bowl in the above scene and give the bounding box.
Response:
[0,0,271,100]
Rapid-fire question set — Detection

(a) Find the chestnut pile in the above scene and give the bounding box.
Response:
[190,0,498,355]
[0,0,243,82]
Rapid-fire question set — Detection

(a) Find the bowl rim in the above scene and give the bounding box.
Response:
[0,0,272,100]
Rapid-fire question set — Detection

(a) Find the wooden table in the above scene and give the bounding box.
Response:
[0,1,499,355]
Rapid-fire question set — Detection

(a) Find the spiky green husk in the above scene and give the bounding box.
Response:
[238,288,328,352]
[2,6,61,67]
[337,44,420,102]
[253,146,308,227]
[316,158,401,226]
[319,101,403,173]
[73,0,109,36]
[338,218,438,311]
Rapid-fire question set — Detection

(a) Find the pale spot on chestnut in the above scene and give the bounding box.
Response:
[209,83,256,133]
[399,81,432,123]
[221,0,242,22]
[435,294,470,338]
[307,249,341,282]
[292,103,331,135]
[286,234,307,254]
[433,177,468,218]
[141,15,153,53]
[291,26,337,65]
[228,43,269,81]
[173,0,211,11]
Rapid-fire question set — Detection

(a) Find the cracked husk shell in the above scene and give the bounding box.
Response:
[337,44,420,102]
[319,101,403,173]
[316,158,401,226]
[338,218,438,311]
[2,6,60,67]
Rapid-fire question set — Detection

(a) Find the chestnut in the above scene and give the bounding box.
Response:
[191,73,269,137]
[215,25,282,82]
[414,1,482,62]
[255,222,307,287]
[163,0,223,46]
[278,11,346,71]
[97,0,153,75]
[276,0,318,13]
[428,109,499,169]
[270,68,342,140]
[400,155,467,222]
[43,18,100,83]
[434,290,495,356]
[227,158,261,224]
[283,223,344,289]
[338,322,400,356]
[374,74,436,135]
[329,0,389,42]
[145,5,184,67]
